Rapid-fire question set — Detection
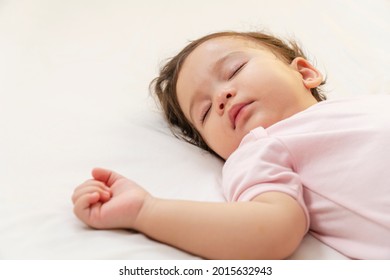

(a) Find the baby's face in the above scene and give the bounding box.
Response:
[176,36,321,160]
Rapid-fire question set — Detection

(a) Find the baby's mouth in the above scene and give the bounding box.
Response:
[229,102,252,129]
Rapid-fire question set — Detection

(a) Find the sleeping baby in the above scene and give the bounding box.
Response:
[72,30,390,259]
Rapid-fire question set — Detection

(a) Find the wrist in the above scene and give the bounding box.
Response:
[132,194,158,232]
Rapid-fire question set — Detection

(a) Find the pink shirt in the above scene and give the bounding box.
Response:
[223,96,390,259]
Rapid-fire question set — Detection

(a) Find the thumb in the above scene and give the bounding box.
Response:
[92,168,124,187]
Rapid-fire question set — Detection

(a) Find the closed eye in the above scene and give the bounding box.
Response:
[229,62,246,80]
[200,104,211,124]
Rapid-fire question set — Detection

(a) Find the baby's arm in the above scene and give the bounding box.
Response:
[72,168,306,259]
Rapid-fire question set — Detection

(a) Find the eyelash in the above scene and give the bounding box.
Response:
[200,104,211,124]
[229,62,245,79]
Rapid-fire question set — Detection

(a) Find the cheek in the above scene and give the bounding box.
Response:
[204,130,242,159]
[201,126,220,150]
[202,127,225,157]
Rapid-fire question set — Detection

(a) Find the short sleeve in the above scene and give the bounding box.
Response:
[222,128,309,229]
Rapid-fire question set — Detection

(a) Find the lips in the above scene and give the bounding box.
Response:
[228,102,252,129]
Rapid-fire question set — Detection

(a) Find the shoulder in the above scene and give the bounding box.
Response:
[222,133,299,202]
[224,129,291,170]
[309,95,390,113]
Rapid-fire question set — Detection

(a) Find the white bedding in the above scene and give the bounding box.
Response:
[1,0,389,260]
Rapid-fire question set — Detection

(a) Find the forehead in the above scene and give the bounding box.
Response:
[176,36,268,92]
[177,36,265,87]
[188,35,264,60]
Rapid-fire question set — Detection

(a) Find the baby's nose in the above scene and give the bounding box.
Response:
[218,92,233,112]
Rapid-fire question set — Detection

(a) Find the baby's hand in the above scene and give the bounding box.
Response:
[72,168,150,229]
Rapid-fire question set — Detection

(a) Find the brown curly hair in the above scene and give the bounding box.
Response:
[150,31,326,157]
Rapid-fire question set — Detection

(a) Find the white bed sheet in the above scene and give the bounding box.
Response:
[1,0,389,259]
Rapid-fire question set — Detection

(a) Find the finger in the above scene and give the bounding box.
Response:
[72,185,111,204]
[72,187,111,205]
[92,168,124,187]
[73,192,100,222]
[72,183,102,203]
[73,179,107,193]
[84,179,107,187]
[74,181,110,194]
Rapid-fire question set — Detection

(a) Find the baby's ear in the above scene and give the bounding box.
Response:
[290,57,323,89]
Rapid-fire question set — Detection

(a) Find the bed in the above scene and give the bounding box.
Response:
[1,0,389,260]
